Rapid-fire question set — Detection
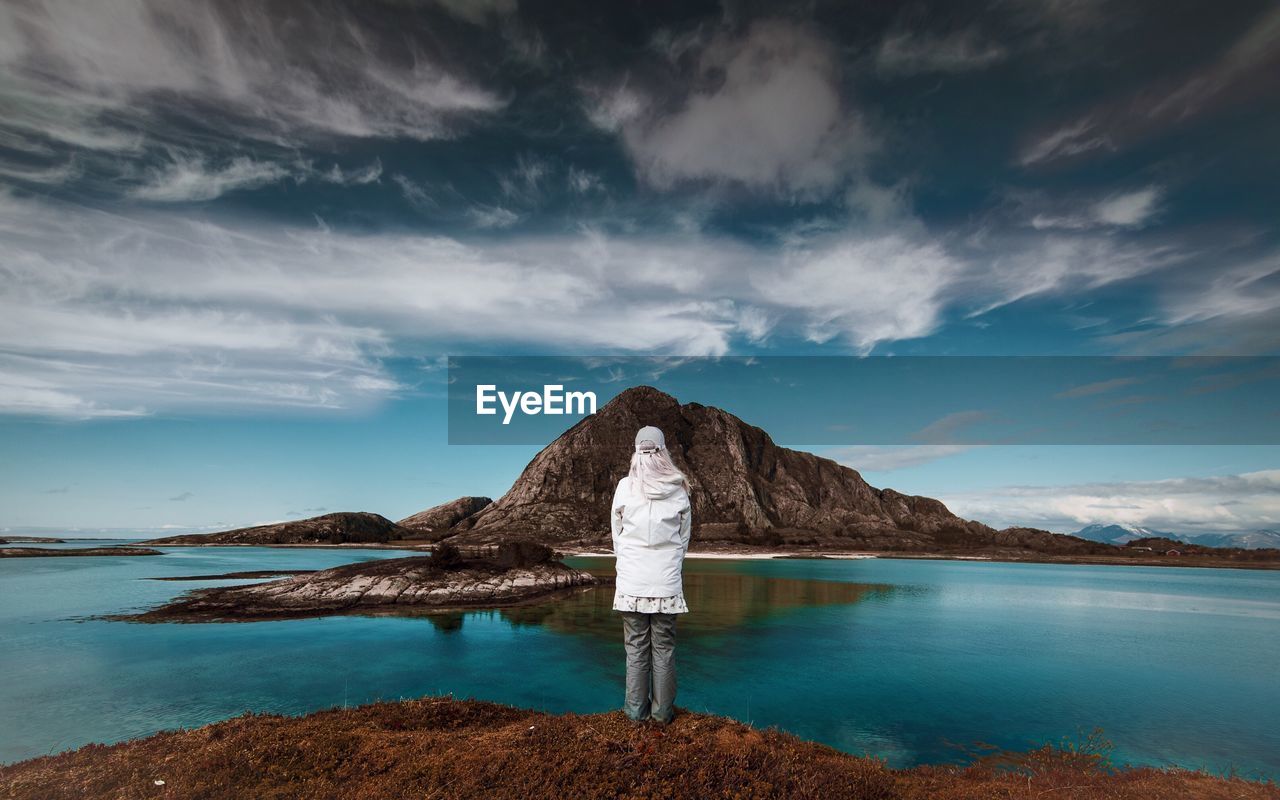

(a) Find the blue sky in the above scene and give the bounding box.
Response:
[1,0,1277,536]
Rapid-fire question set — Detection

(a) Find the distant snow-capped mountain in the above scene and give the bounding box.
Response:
[1071,524,1175,545]
[1186,530,1280,550]
[1072,525,1280,550]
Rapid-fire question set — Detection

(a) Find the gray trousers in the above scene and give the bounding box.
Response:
[620,611,677,723]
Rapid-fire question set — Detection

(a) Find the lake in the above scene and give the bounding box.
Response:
[1,545,1277,778]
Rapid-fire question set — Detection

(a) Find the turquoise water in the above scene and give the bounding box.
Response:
[1,547,1277,778]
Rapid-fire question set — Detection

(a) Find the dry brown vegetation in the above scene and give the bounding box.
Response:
[2,698,1275,800]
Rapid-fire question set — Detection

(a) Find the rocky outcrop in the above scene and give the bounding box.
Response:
[449,386,1000,548]
[140,512,411,546]
[398,497,492,540]
[0,546,161,558]
[129,549,602,622]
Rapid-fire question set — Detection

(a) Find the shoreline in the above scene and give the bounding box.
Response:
[32,540,1278,570]
[3,697,1274,800]
[566,549,879,560]
[564,548,1280,570]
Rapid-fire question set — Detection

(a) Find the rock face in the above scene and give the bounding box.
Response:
[130,551,602,621]
[450,386,1009,548]
[141,512,411,546]
[398,497,493,539]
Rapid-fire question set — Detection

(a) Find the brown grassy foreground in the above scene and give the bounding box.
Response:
[3,699,1276,800]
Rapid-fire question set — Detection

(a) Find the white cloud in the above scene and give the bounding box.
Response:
[581,83,646,133]
[129,156,290,202]
[961,234,1184,315]
[1160,253,1280,326]
[316,160,383,185]
[468,205,521,228]
[913,411,991,444]
[0,193,762,415]
[1019,118,1112,166]
[0,188,1210,417]
[567,166,605,195]
[875,28,1008,76]
[1028,185,1163,230]
[586,21,873,195]
[1092,187,1162,227]
[124,153,385,202]
[755,235,962,350]
[498,154,551,205]
[0,0,505,152]
[0,157,81,185]
[827,444,976,472]
[1054,377,1142,398]
[941,469,1280,534]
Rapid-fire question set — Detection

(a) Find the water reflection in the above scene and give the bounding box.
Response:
[495,567,897,641]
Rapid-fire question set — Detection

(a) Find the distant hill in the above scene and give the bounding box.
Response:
[141,512,411,546]
[1074,525,1280,550]
[1122,536,1280,562]
[398,497,492,541]
[1186,530,1280,550]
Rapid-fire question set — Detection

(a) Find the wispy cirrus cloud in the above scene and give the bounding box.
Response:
[1054,377,1143,398]
[827,444,976,472]
[875,27,1008,76]
[128,156,291,202]
[1018,6,1280,166]
[0,0,506,157]
[1029,186,1164,230]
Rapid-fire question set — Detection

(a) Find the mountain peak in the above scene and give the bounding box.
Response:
[449,386,1003,548]
[597,385,683,421]
[605,385,679,406]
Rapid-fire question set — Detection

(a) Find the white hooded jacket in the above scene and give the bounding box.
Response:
[611,475,692,597]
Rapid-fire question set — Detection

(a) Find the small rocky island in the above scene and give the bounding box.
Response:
[129,542,602,622]
[0,546,161,558]
[139,511,413,546]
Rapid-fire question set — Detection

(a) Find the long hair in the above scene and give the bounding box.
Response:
[627,446,690,498]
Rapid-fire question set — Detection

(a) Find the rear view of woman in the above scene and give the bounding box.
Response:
[611,425,692,725]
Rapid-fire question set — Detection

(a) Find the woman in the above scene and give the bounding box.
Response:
[610,425,692,725]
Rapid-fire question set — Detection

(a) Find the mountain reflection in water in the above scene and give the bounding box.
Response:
[428,561,899,638]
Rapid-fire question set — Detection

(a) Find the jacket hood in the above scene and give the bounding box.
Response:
[634,465,687,500]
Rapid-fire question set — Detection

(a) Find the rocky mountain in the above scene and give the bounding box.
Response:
[446,385,1107,554]
[142,512,411,546]
[398,497,492,540]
